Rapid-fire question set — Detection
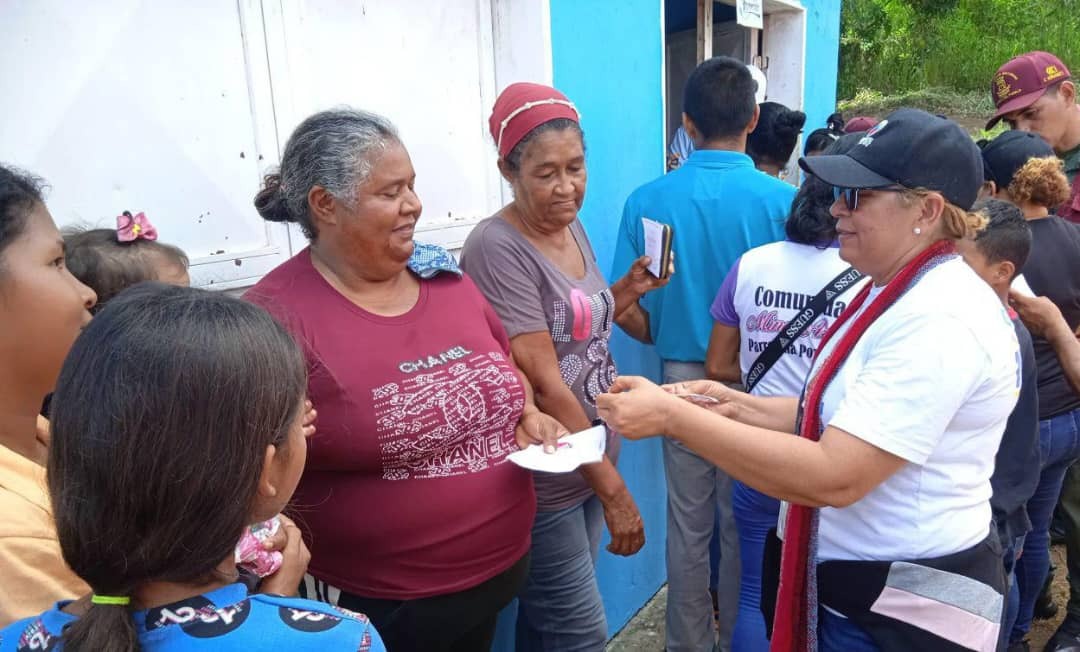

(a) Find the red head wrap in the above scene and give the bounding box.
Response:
[488,82,580,158]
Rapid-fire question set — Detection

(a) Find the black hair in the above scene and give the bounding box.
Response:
[64,221,189,313]
[50,283,307,652]
[503,118,585,173]
[786,132,865,246]
[804,128,840,156]
[682,56,757,141]
[0,164,47,265]
[747,102,807,169]
[970,198,1032,278]
[804,113,846,156]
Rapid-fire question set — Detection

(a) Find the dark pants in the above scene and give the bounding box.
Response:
[1057,410,1080,622]
[818,607,880,652]
[1014,408,1080,640]
[336,553,530,652]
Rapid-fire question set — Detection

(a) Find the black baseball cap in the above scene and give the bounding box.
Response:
[799,108,983,210]
[980,130,1056,190]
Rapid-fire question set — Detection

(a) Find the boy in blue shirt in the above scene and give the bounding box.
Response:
[613,56,795,652]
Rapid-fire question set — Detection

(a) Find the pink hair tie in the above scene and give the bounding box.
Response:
[116,211,158,242]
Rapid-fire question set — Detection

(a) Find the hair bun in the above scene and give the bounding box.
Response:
[826,112,845,134]
[253,173,293,224]
[778,109,807,137]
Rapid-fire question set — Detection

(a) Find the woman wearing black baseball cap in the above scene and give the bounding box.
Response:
[597,109,1019,651]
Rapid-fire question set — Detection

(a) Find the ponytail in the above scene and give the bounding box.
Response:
[62,599,139,652]
[747,102,807,169]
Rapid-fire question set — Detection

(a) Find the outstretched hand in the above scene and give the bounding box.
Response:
[596,376,681,439]
[663,379,741,419]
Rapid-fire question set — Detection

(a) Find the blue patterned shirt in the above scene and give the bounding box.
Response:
[0,583,385,651]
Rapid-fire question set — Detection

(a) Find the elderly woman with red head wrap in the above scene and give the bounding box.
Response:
[460,83,671,651]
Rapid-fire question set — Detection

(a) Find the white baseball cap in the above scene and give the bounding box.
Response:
[747,64,767,103]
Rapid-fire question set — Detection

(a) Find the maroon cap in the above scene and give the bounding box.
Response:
[488,83,580,158]
[987,51,1071,128]
[843,116,878,134]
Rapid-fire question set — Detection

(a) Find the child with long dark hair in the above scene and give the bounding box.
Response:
[0,164,97,625]
[0,284,384,651]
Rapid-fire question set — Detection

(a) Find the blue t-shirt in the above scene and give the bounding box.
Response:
[612,149,794,362]
[0,584,385,651]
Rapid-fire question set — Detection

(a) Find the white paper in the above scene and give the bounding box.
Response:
[507,425,607,473]
[737,0,764,29]
[1011,273,1035,297]
[642,217,666,277]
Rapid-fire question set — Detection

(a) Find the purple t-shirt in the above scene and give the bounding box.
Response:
[461,216,621,511]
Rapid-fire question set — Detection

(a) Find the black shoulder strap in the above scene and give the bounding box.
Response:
[743,266,864,393]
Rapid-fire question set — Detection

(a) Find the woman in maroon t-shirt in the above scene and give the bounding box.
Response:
[245,108,566,652]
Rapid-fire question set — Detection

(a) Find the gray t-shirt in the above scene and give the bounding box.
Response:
[461,215,621,511]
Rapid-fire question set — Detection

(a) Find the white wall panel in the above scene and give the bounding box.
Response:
[1,0,552,284]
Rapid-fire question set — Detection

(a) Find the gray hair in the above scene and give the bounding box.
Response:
[253,108,399,239]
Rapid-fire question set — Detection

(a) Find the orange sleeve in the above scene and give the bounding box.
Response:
[0,535,88,627]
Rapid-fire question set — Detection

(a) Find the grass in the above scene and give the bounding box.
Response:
[838,87,1007,138]
[838,0,1080,100]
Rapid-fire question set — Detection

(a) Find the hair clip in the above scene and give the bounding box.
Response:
[116,211,158,242]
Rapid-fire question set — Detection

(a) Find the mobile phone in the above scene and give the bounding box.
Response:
[642,218,675,279]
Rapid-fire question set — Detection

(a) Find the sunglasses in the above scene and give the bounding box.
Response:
[832,186,905,211]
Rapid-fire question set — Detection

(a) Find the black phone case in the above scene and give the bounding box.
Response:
[658,224,674,279]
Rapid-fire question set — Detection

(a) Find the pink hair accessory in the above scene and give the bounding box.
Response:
[116,210,158,242]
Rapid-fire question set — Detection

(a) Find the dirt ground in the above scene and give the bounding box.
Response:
[608,545,1071,651]
[1030,545,1069,651]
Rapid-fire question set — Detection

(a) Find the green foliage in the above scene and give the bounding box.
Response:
[838,87,1010,135]
[840,0,1080,100]
[838,87,994,116]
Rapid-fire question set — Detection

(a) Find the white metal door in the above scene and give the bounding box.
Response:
[1,0,515,287]
[0,1,292,289]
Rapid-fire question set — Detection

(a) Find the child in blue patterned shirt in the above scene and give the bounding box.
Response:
[0,283,384,652]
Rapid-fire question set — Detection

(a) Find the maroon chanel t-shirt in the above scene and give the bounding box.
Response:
[246,249,535,600]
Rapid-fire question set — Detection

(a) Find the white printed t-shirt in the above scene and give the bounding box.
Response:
[711,240,868,397]
[812,257,1020,561]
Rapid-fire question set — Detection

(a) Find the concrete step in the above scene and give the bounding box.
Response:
[606,585,667,651]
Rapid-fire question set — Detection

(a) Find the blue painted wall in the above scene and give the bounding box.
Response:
[549,0,670,638]
[801,0,844,139]
[493,2,842,646]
